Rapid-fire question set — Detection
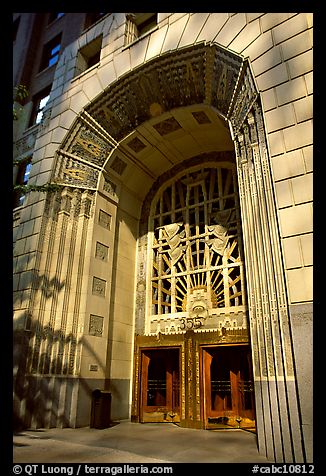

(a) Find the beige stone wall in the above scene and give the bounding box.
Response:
[13,13,313,440]
[108,210,138,380]
[244,13,313,305]
[79,184,117,380]
[13,10,313,363]
[35,12,312,307]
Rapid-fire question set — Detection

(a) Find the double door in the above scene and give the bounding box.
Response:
[139,344,255,429]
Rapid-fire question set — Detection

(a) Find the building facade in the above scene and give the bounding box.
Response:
[13,13,313,463]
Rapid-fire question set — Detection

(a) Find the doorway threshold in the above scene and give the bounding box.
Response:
[207,425,256,433]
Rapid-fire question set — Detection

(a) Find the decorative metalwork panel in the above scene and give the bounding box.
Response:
[147,164,246,335]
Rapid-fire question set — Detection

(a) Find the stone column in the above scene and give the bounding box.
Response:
[233,101,305,462]
[14,187,96,428]
[180,331,203,428]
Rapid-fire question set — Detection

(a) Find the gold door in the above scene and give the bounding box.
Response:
[203,345,255,430]
[140,348,180,423]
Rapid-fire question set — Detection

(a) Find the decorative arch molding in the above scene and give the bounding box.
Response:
[24,42,305,462]
[50,42,246,190]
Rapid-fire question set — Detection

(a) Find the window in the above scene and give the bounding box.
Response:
[135,13,158,37]
[125,13,158,44]
[84,13,106,30]
[39,34,61,71]
[13,16,20,42]
[48,13,64,24]
[13,157,32,208]
[148,165,244,321]
[75,35,102,77]
[29,86,51,126]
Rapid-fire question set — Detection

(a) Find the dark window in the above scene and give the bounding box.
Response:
[29,86,51,127]
[126,13,158,45]
[84,13,106,30]
[14,157,32,208]
[75,35,102,77]
[48,13,64,24]
[135,13,158,37]
[39,34,62,71]
[13,16,20,42]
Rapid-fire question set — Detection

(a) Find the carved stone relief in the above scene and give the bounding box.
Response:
[95,242,109,261]
[228,63,258,134]
[103,177,118,199]
[89,314,104,336]
[92,277,106,297]
[191,110,211,125]
[152,117,182,136]
[126,137,147,153]
[13,126,39,159]
[25,187,95,377]
[110,156,127,175]
[98,209,111,229]
[44,44,244,195]
[230,71,305,459]
[53,151,99,189]
[211,46,243,115]
[134,234,148,334]
[86,43,242,143]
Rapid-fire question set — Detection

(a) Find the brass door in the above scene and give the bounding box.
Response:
[203,345,255,430]
[140,348,180,423]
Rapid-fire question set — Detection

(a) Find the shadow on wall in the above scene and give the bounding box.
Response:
[13,192,134,430]
[13,322,112,430]
[13,269,111,430]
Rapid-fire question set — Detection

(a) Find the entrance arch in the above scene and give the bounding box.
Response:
[133,157,253,429]
[24,42,304,462]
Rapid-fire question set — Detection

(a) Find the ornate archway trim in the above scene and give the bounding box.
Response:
[41,42,304,462]
[50,42,244,191]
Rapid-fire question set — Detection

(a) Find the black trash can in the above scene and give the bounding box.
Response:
[90,389,111,429]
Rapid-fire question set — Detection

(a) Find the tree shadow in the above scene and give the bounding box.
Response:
[13,312,114,431]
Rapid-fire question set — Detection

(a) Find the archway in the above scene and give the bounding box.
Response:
[21,42,304,462]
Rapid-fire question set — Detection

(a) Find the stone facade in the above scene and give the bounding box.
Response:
[13,13,313,463]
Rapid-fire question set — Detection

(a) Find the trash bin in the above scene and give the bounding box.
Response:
[90,389,111,429]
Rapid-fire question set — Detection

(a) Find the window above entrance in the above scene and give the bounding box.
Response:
[147,164,246,333]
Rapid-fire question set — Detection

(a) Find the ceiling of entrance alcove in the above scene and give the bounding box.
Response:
[104,104,234,202]
[54,43,247,198]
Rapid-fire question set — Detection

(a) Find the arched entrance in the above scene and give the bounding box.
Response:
[20,42,305,462]
[132,158,254,429]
